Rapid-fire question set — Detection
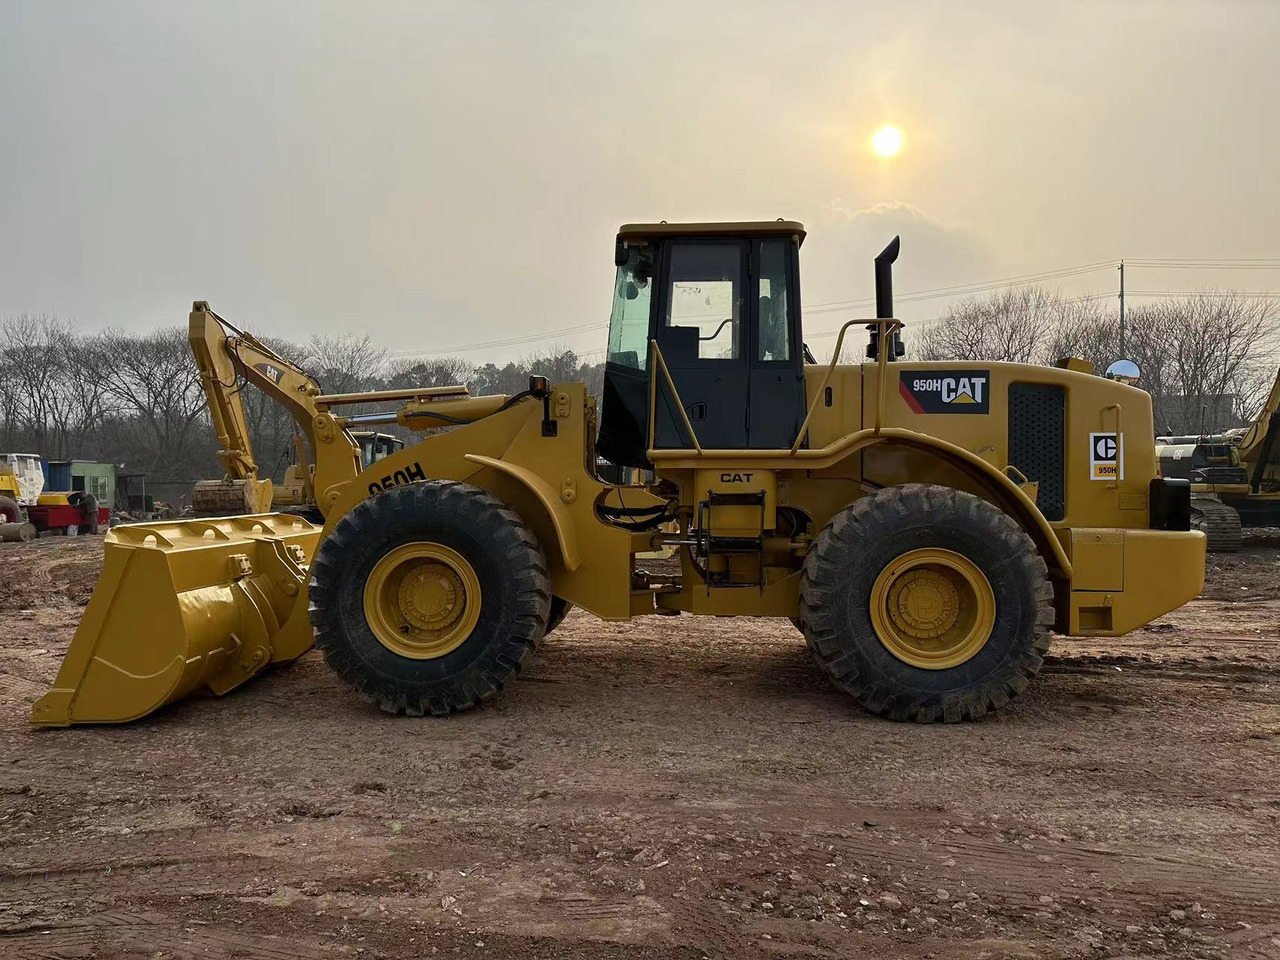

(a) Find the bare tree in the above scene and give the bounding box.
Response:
[386,356,473,390]
[912,285,1279,435]
[303,333,389,395]
[86,327,211,480]
[915,288,1062,363]
[1131,293,1277,433]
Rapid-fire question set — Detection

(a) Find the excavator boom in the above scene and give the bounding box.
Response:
[188,302,335,514]
[1234,367,1280,491]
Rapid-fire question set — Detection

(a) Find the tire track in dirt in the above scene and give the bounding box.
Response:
[2,910,336,960]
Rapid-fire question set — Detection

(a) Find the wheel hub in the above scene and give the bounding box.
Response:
[398,563,463,631]
[869,548,996,670]
[363,543,482,659]
[887,569,960,638]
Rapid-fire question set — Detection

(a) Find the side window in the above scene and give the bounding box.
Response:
[606,245,653,371]
[666,242,742,360]
[757,239,792,362]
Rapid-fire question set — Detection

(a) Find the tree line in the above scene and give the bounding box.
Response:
[0,315,603,484]
[911,288,1278,434]
[2,288,1274,485]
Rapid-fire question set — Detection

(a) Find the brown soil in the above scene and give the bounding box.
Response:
[1,533,1278,959]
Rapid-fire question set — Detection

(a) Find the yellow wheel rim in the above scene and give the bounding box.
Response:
[869,548,996,670]
[363,542,482,659]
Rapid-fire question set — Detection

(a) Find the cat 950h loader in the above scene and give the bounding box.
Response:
[31,222,1206,727]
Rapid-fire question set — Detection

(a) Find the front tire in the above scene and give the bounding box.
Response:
[309,481,552,716]
[800,484,1053,722]
[546,597,573,635]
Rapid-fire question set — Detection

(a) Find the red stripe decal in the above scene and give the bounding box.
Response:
[899,378,924,414]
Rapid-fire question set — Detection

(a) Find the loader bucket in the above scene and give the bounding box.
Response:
[29,513,321,727]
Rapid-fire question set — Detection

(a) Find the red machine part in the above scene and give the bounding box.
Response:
[28,504,109,534]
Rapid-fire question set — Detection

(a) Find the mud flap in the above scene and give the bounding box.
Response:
[29,514,320,727]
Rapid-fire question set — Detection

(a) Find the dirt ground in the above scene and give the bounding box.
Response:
[1,534,1278,960]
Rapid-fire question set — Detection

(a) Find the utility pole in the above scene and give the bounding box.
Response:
[1118,259,1126,356]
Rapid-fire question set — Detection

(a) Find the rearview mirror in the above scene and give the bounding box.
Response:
[1105,359,1141,383]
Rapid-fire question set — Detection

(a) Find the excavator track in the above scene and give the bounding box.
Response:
[1191,497,1242,553]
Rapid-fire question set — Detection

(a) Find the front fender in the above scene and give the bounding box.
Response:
[463,453,583,571]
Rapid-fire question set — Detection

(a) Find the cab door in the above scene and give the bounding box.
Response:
[653,239,750,449]
[746,237,807,449]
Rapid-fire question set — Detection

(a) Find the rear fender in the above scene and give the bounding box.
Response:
[858,433,1072,579]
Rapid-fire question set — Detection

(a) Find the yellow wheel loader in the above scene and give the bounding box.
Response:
[30,222,1206,727]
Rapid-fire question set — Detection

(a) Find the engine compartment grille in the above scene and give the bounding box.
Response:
[1008,383,1066,521]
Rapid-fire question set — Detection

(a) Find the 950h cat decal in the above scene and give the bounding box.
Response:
[898,370,991,414]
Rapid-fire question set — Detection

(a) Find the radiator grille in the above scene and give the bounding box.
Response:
[1008,383,1066,521]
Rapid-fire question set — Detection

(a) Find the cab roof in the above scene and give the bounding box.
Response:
[617,220,806,244]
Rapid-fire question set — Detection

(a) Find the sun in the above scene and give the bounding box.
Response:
[871,125,903,159]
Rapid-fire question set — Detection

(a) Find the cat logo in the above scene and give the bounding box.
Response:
[941,378,983,404]
[254,361,286,385]
[898,370,991,415]
[1089,432,1124,481]
[720,472,754,483]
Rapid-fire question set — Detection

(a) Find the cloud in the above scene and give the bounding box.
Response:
[799,201,997,330]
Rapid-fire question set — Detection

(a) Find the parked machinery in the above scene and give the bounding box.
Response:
[27,492,108,537]
[0,452,43,542]
[32,222,1205,728]
[1155,367,1280,551]
[198,430,404,519]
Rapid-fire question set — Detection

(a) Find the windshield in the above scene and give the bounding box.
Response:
[606,244,653,370]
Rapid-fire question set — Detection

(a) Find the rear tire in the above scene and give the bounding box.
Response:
[309,481,552,715]
[799,484,1053,722]
[0,496,20,524]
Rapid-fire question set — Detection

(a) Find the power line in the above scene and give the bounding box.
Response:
[803,260,1117,314]
[1123,290,1280,299]
[388,258,1280,360]
[1126,257,1280,264]
[1125,262,1280,270]
[392,321,607,359]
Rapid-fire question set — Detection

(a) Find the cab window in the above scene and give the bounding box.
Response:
[606,244,653,371]
[665,242,743,360]
[757,238,792,362]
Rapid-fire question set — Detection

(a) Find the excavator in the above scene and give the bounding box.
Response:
[1155,367,1280,551]
[31,222,1206,727]
[192,429,402,518]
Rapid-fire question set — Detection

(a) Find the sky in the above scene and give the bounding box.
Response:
[2,0,1278,364]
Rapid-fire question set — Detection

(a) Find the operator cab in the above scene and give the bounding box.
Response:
[598,221,808,468]
[352,432,405,470]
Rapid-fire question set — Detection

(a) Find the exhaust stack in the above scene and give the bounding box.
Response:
[867,236,904,360]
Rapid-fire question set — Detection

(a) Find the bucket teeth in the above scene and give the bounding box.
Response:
[30,513,321,727]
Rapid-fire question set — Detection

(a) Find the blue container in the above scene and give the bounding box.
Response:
[40,458,49,484]
[47,460,72,492]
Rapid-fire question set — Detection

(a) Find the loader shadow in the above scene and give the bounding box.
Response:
[52,619,1095,734]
